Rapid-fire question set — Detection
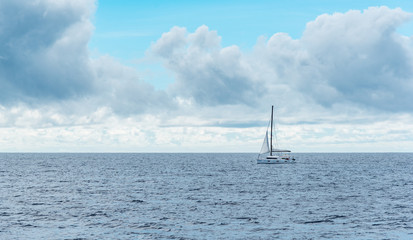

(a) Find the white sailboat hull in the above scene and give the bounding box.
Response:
[257,157,296,164]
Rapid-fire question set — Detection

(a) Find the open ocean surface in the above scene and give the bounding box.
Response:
[0,153,412,239]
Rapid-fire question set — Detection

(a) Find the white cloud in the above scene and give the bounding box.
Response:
[151,7,413,114]
[91,56,172,115]
[299,7,413,111]
[1,2,413,152]
[151,25,262,106]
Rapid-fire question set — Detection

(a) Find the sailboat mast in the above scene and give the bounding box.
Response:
[270,105,273,156]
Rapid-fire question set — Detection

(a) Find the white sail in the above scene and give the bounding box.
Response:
[257,105,296,164]
[259,130,270,154]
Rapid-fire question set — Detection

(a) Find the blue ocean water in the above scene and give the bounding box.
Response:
[0,153,412,239]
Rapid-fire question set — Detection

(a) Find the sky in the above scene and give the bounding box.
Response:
[1,0,413,152]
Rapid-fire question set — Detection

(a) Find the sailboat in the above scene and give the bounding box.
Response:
[257,105,296,164]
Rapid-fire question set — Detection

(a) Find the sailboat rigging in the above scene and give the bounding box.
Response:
[257,105,296,164]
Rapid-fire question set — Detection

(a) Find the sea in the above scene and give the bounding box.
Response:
[0,153,412,239]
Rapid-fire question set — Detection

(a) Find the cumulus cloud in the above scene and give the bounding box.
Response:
[300,7,413,111]
[0,0,95,103]
[0,0,169,117]
[1,2,413,151]
[91,56,172,115]
[3,2,412,118]
[152,7,413,114]
[151,25,262,106]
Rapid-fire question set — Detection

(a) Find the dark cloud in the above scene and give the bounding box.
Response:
[0,0,170,116]
[0,0,95,104]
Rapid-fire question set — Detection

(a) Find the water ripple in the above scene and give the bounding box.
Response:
[0,153,412,239]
